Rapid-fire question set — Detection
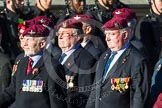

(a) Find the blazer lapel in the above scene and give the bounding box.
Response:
[98,52,111,81]
[103,48,131,84]
[63,46,82,75]
[27,52,50,79]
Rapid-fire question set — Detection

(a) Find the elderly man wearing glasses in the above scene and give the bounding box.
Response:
[56,16,97,108]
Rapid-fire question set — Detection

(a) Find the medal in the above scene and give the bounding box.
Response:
[68,76,74,88]
[115,78,120,90]
[69,81,74,88]
[111,78,115,90]
[22,80,27,91]
[38,80,43,92]
[125,77,130,89]
[120,78,126,91]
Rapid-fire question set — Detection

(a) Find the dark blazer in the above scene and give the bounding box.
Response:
[0,52,67,108]
[84,40,102,60]
[0,51,12,92]
[46,43,62,58]
[86,45,149,108]
[62,45,97,108]
[149,58,162,108]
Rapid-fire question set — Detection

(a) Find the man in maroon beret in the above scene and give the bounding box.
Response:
[112,8,149,62]
[0,24,67,108]
[69,14,102,60]
[86,16,149,108]
[56,17,97,108]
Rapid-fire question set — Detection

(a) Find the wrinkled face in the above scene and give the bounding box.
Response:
[69,0,86,14]
[18,28,25,49]
[19,34,25,49]
[105,29,125,51]
[36,0,52,10]
[151,0,162,14]
[57,27,80,52]
[23,36,46,56]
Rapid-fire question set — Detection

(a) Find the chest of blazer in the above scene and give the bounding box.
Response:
[86,45,149,108]
[63,46,97,108]
[84,41,102,60]
[0,52,67,108]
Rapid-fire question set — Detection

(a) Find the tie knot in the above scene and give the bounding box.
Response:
[29,57,33,63]
[111,51,117,55]
[59,53,67,63]
[61,53,67,58]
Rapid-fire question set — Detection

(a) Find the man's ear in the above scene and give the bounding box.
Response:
[122,31,129,40]
[86,26,92,34]
[40,40,46,48]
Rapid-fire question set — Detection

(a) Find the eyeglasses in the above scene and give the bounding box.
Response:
[56,32,77,37]
[56,32,72,37]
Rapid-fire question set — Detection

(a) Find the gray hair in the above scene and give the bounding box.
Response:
[72,28,83,36]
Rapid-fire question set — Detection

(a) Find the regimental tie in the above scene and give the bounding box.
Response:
[102,51,117,82]
[26,57,33,75]
[59,53,67,63]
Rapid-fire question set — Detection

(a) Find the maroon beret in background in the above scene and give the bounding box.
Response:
[71,14,96,25]
[23,19,35,28]
[22,24,50,37]
[71,14,93,20]
[102,17,128,30]
[112,8,137,20]
[33,16,55,28]
[24,16,54,28]
[57,16,83,30]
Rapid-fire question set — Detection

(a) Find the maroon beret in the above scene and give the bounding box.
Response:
[24,16,54,28]
[71,14,95,24]
[102,17,128,30]
[57,16,83,30]
[22,25,50,37]
[113,8,137,20]
[33,16,55,28]
[24,19,35,28]
[72,14,93,20]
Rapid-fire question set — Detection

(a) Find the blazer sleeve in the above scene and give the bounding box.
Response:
[46,59,67,108]
[131,59,150,108]
[0,72,16,107]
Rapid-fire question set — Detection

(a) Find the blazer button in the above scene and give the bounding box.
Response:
[99,97,102,101]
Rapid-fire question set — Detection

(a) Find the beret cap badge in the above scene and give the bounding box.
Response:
[28,30,36,35]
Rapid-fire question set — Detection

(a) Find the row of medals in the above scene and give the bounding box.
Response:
[111,77,130,93]
[22,80,43,92]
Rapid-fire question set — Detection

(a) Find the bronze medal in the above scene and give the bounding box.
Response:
[68,76,74,88]
[125,77,130,89]
[111,78,115,90]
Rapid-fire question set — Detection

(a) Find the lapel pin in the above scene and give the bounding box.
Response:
[32,68,38,75]
[122,58,126,63]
